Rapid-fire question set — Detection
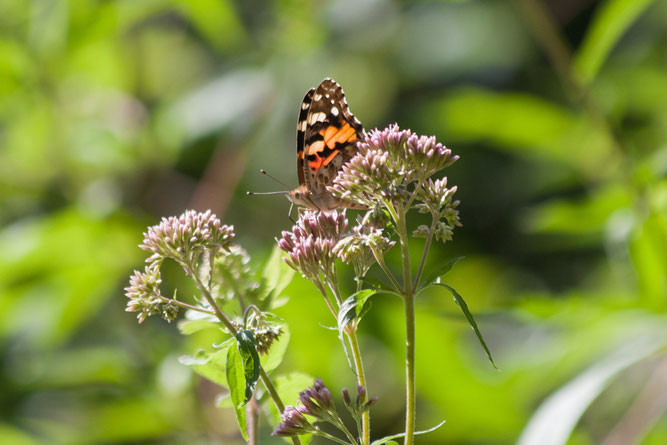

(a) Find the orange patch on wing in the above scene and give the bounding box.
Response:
[322,148,340,167]
[309,157,323,171]
[320,123,357,149]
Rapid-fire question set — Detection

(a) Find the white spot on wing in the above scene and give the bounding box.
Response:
[301,102,309,109]
[308,112,326,124]
[299,120,307,131]
[313,93,322,101]
[331,107,339,116]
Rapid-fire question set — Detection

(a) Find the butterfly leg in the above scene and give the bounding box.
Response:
[287,202,296,224]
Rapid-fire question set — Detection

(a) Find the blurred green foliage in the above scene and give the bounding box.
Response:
[1,0,666,444]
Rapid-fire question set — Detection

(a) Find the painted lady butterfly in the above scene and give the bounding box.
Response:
[286,78,366,211]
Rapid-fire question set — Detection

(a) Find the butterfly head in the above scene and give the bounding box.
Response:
[287,185,319,210]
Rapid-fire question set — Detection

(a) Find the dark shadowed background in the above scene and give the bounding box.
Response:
[1,0,666,444]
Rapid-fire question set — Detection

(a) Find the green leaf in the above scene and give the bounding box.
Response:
[337,289,377,333]
[266,372,315,444]
[225,341,248,440]
[370,420,446,445]
[434,283,497,369]
[177,318,219,336]
[430,88,609,172]
[422,256,464,287]
[263,245,295,307]
[235,330,261,402]
[517,335,666,445]
[574,0,656,84]
[179,338,235,387]
[358,277,403,298]
[260,325,290,374]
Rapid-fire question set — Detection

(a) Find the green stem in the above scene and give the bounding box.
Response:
[412,216,437,293]
[184,263,302,445]
[347,328,370,445]
[316,429,355,445]
[394,207,416,445]
[329,284,370,445]
[370,245,402,293]
[158,295,215,315]
[315,279,339,319]
[334,414,362,445]
[403,292,416,445]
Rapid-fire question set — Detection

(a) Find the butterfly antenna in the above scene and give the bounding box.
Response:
[246,191,288,196]
[260,169,291,189]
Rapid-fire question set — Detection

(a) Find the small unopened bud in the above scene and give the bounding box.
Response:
[342,387,351,406]
[363,396,379,410]
[356,384,366,403]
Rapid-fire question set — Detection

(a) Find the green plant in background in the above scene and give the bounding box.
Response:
[2,0,667,444]
[126,125,491,444]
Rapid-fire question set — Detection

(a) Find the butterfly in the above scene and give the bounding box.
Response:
[286,78,366,211]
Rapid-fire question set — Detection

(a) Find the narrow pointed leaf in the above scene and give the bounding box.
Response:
[434,283,497,369]
[360,276,394,292]
[422,256,464,287]
[574,0,656,84]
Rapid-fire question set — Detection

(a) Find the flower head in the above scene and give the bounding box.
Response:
[140,209,235,264]
[330,124,458,207]
[276,210,348,285]
[125,263,178,323]
[413,178,461,243]
[272,405,317,437]
[297,378,336,420]
[334,210,394,276]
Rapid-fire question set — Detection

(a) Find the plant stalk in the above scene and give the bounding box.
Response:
[394,206,416,445]
[347,328,371,445]
[412,217,437,293]
[329,283,371,445]
[186,264,302,445]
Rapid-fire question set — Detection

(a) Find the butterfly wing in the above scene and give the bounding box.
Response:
[296,88,315,187]
[302,78,364,193]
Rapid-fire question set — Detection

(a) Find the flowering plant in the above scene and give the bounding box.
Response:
[125,125,493,445]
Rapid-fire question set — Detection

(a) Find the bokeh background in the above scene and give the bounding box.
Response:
[1,0,666,444]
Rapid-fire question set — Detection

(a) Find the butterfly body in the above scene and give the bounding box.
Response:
[286,78,366,211]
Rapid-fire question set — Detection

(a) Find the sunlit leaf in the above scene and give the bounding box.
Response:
[574,0,656,84]
[517,334,666,445]
[177,318,219,336]
[179,338,235,387]
[430,87,611,173]
[630,214,667,311]
[174,0,247,51]
[337,289,377,332]
[225,340,248,440]
[523,185,631,235]
[263,245,295,307]
[265,372,315,444]
[0,423,38,445]
[260,325,290,374]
